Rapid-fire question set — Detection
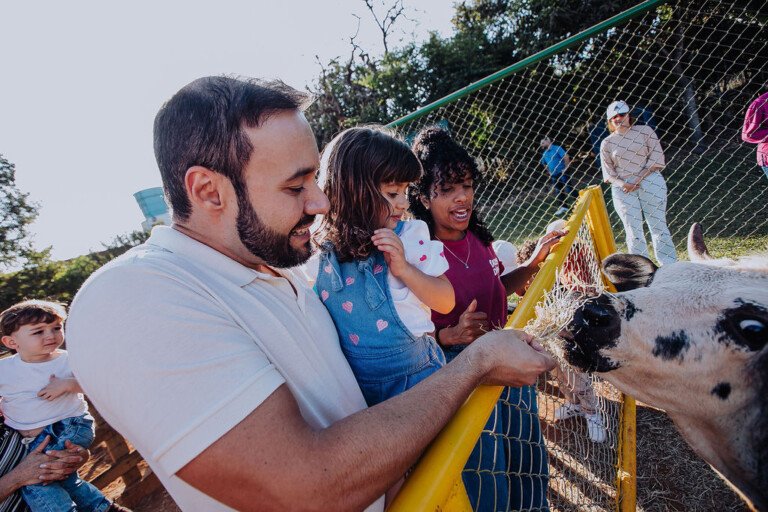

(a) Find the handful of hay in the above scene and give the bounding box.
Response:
[521,232,607,367]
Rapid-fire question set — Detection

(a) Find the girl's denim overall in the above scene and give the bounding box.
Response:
[315,243,445,406]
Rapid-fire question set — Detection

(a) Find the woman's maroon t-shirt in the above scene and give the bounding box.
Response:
[431,231,507,332]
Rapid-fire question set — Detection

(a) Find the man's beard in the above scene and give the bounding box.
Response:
[235,190,314,268]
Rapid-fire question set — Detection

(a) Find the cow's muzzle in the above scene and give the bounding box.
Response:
[562,294,622,373]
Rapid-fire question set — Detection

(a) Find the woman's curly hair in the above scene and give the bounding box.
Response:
[408,126,494,245]
[317,126,422,262]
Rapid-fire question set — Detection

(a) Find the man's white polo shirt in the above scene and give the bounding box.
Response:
[67,226,382,511]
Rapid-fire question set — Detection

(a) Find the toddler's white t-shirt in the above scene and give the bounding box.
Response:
[388,220,448,337]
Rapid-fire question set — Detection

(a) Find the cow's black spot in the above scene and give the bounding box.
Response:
[714,300,768,351]
[652,330,690,360]
[623,299,641,321]
[711,382,731,400]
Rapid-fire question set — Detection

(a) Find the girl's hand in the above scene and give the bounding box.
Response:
[371,229,408,277]
[439,299,489,346]
[38,375,73,401]
[528,230,567,266]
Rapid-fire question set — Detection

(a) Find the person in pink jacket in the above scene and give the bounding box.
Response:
[742,90,768,180]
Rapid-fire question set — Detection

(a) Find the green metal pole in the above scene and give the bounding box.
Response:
[387,0,668,128]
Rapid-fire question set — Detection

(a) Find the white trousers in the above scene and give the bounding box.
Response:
[611,171,677,265]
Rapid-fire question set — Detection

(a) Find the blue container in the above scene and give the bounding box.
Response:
[133,187,168,218]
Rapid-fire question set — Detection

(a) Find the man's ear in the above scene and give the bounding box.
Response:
[184,166,228,212]
[1,335,17,351]
[602,253,658,291]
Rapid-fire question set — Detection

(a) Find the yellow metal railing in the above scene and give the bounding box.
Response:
[388,186,637,512]
[581,187,637,512]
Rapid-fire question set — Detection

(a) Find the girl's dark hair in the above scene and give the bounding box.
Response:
[408,126,494,245]
[318,126,423,262]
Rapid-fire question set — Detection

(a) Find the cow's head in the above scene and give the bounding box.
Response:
[561,224,768,511]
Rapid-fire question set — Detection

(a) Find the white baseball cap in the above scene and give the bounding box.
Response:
[606,100,630,120]
[546,219,567,234]
[492,240,518,276]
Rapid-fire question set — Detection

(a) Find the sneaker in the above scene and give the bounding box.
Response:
[555,206,569,216]
[554,403,581,421]
[585,412,607,443]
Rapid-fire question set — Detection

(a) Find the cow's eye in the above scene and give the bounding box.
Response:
[736,318,766,350]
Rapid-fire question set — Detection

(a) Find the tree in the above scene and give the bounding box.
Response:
[0,229,149,311]
[306,0,422,145]
[0,154,39,269]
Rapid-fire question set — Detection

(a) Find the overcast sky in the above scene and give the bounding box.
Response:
[0,1,455,262]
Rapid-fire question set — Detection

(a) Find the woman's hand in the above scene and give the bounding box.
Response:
[622,181,640,193]
[528,230,567,266]
[43,440,90,478]
[371,229,408,277]
[3,436,89,492]
[438,299,489,346]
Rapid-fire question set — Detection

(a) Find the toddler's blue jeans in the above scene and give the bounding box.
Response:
[22,414,111,512]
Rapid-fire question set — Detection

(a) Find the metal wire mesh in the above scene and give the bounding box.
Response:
[526,221,621,512]
[452,216,622,512]
[386,2,766,508]
[390,0,768,261]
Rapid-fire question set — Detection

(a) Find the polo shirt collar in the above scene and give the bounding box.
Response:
[147,225,279,287]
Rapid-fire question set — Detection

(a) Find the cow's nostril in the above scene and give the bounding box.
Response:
[582,300,615,327]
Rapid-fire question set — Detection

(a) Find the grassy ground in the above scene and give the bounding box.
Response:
[477,142,768,260]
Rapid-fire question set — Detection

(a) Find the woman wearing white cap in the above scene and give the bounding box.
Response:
[600,100,677,264]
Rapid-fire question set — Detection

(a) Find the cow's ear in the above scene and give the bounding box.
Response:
[602,253,658,291]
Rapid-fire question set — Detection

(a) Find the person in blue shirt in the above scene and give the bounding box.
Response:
[539,136,578,216]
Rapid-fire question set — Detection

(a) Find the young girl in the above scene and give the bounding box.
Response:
[315,126,455,407]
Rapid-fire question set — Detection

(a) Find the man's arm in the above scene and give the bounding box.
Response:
[178,330,554,512]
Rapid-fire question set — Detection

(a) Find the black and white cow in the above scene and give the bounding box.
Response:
[561,224,767,512]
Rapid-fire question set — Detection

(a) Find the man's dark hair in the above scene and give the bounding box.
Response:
[153,76,312,220]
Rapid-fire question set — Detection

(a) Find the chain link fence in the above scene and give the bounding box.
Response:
[390,0,768,262]
[387,1,766,510]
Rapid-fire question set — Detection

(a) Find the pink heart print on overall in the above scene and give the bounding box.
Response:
[345,277,355,286]
[376,319,389,332]
[342,301,354,313]
[320,290,329,302]
[324,264,333,274]
[373,264,384,274]
[349,333,360,345]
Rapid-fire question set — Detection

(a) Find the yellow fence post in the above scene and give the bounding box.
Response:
[582,185,637,512]
[388,192,595,512]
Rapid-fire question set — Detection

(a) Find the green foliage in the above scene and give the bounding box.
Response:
[0,230,149,311]
[0,155,39,269]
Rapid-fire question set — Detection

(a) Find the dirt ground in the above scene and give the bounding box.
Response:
[106,402,747,511]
